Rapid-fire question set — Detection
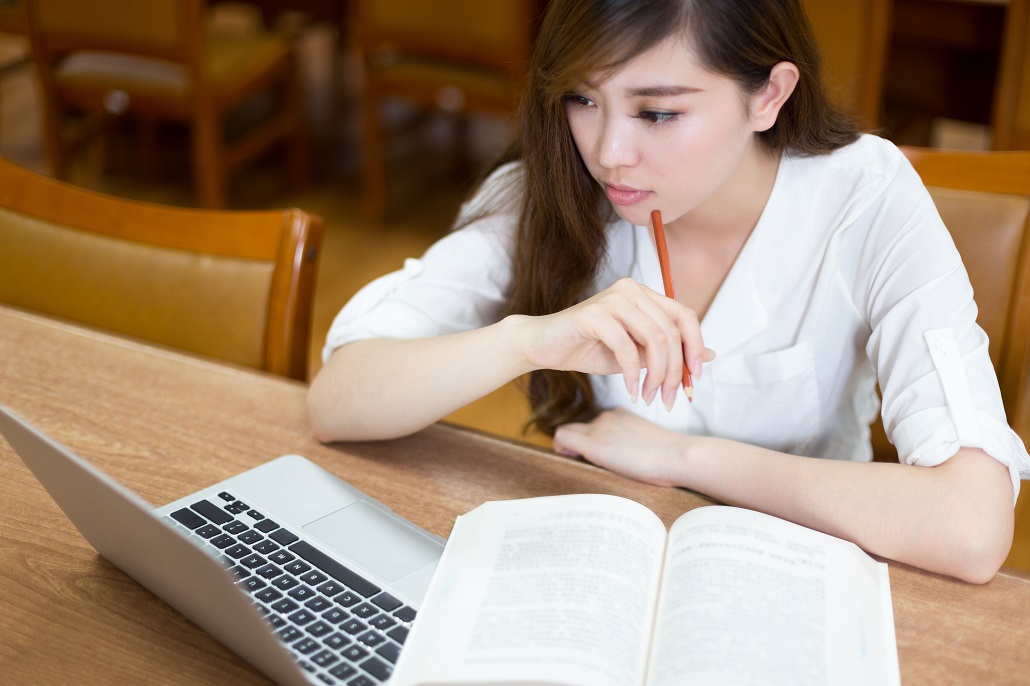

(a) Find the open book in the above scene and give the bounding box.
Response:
[391,494,899,686]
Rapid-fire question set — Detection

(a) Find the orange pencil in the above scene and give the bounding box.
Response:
[650,209,693,401]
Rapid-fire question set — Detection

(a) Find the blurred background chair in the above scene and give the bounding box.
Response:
[0,156,324,380]
[994,0,1030,150]
[871,146,1030,570]
[24,0,311,208]
[0,0,28,144]
[353,0,540,223]
[802,0,891,130]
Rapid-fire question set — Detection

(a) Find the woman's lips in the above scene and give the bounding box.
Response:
[604,184,652,206]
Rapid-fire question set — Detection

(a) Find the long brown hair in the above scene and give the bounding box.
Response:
[479,0,859,435]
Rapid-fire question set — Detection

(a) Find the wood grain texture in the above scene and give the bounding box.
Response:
[1,306,1028,685]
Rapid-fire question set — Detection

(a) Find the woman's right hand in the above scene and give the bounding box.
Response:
[510,278,710,409]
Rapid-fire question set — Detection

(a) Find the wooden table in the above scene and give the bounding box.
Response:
[0,305,1028,685]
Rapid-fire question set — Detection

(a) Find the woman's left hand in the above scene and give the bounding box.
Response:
[553,408,697,487]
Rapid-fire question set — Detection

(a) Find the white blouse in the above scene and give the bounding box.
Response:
[324,135,1030,496]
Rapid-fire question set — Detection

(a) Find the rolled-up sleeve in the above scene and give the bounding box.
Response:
[861,161,1030,498]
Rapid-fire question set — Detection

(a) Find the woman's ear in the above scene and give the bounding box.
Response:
[750,61,800,132]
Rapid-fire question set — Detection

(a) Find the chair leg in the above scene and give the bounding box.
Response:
[283,57,312,192]
[138,115,163,181]
[40,101,70,180]
[192,108,229,208]
[361,84,387,224]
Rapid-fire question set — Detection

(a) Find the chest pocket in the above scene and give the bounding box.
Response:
[710,341,821,453]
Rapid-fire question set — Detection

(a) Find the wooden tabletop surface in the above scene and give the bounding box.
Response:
[0,305,1027,685]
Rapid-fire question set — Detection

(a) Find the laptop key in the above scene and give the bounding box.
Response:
[375,642,401,665]
[346,675,376,686]
[210,534,235,549]
[305,596,333,613]
[323,632,351,650]
[255,518,280,533]
[317,581,345,597]
[170,508,206,529]
[288,609,317,625]
[271,598,300,614]
[254,540,279,555]
[226,544,250,559]
[277,626,303,643]
[273,575,300,591]
[341,645,369,661]
[241,554,266,569]
[289,541,381,598]
[300,570,328,586]
[269,528,298,545]
[311,649,339,667]
[369,614,395,631]
[268,550,296,565]
[239,577,267,593]
[329,663,357,680]
[239,530,264,544]
[196,524,221,538]
[360,657,393,681]
[386,625,409,644]
[370,592,402,613]
[190,499,232,524]
[255,563,283,580]
[352,603,377,619]
[223,520,248,535]
[321,608,348,624]
[356,630,385,648]
[393,606,416,623]
[285,560,312,576]
[307,620,333,637]
[288,585,316,601]
[340,619,366,635]
[335,591,360,608]
[255,588,283,603]
[293,637,319,655]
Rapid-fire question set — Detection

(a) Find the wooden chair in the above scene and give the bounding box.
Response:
[0,157,324,380]
[354,0,539,223]
[801,0,892,130]
[24,0,311,208]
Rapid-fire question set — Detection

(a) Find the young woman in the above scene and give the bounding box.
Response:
[309,0,1029,583]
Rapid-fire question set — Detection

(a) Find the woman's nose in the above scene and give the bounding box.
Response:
[597,117,638,169]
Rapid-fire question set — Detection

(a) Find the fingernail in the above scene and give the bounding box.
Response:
[691,356,703,379]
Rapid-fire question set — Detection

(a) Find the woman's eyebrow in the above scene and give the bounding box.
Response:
[628,85,700,97]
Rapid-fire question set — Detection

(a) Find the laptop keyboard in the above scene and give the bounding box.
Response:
[165,490,416,685]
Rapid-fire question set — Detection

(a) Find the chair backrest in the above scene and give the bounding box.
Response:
[872,146,1030,460]
[25,0,200,62]
[0,158,324,380]
[355,0,537,76]
[801,0,891,130]
[0,0,26,34]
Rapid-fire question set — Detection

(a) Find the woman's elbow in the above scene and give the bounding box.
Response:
[946,535,1011,585]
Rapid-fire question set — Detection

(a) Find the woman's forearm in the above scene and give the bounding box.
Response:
[676,441,1014,583]
[307,317,535,442]
[554,410,1014,583]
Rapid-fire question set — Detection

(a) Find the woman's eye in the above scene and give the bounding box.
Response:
[636,110,678,125]
[564,94,595,108]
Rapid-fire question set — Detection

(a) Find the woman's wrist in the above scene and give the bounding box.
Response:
[499,313,543,376]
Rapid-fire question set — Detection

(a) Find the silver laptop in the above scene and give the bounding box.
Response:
[0,404,445,686]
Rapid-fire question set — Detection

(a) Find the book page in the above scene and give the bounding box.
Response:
[391,494,669,686]
[646,506,899,686]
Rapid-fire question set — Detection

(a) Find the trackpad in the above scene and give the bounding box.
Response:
[303,501,442,581]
